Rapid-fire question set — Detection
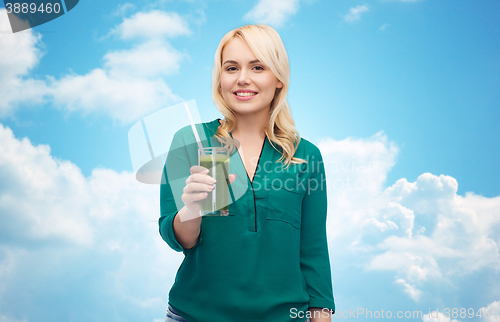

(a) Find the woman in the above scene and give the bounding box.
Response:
[159,24,335,322]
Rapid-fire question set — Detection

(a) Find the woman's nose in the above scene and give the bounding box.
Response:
[237,69,250,85]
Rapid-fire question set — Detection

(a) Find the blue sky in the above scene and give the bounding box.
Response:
[0,0,499,321]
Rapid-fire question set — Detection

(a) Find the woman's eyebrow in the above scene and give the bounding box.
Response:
[222,59,261,65]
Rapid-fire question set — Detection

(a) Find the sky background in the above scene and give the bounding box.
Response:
[0,0,499,321]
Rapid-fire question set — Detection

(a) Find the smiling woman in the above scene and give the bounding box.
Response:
[159,24,335,322]
[220,38,283,116]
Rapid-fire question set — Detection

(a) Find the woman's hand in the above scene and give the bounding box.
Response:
[173,165,236,250]
[309,308,333,321]
[180,165,236,221]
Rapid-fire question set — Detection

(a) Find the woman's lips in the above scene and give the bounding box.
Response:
[233,92,258,101]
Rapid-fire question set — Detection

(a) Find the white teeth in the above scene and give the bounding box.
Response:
[235,92,257,97]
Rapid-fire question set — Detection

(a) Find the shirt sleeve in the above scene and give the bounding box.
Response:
[158,131,202,255]
[300,148,335,313]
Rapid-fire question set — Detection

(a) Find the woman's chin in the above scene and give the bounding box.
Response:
[230,108,270,117]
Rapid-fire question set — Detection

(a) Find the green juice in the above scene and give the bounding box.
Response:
[199,153,230,215]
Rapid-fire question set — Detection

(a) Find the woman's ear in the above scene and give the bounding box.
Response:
[277,81,283,89]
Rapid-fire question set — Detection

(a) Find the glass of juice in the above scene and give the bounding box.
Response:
[198,147,230,216]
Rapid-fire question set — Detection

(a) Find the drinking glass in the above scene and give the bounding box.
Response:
[198,147,230,216]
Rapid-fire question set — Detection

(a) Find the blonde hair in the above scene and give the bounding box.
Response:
[212,24,306,168]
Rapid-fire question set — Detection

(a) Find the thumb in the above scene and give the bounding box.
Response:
[228,174,237,185]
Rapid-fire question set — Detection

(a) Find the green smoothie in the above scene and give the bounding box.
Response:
[199,153,230,215]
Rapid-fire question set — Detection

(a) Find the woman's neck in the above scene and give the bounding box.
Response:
[231,111,269,142]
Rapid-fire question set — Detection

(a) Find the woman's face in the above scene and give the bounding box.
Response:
[220,37,283,118]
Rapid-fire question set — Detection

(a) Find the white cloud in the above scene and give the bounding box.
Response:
[375,175,500,278]
[0,9,190,123]
[318,131,399,238]
[0,124,93,245]
[480,300,500,322]
[0,122,183,320]
[0,15,40,80]
[47,67,180,123]
[379,23,390,31]
[318,133,500,302]
[344,5,370,22]
[112,3,136,17]
[367,247,440,282]
[381,0,424,2]
[243,0,300,27]
[361,202,415,246]
[113,10,191,40]
[103,39,184,79]
[422,311,460,322]
[395,277,422,301]
[0,314,28,322]
[0,10,49,116]
[365,176,499,296]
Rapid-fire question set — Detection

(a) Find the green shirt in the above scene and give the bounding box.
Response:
[159,118,335,322]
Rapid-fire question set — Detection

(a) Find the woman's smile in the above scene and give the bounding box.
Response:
[233,89,258,100]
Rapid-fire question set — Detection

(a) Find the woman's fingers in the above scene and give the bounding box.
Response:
[183,166,214,211]
[186,173,235,186]
[190,166,236,185]
[190,165,209,174]
[184,182,215,194]
[182,191,208,204]
[182,172,236,211]
[187,172,217,185]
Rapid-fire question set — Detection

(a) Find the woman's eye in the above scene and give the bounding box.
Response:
[226,67,237,71]
[253,66,264,71]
